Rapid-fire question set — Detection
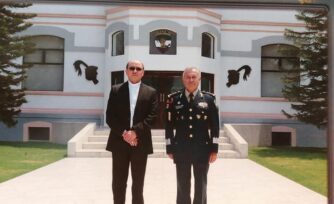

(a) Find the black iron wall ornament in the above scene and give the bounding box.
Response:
[150,29,177,55]
[73,60,99,85]
[226,65,252,87]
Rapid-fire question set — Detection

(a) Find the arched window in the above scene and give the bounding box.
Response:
[201,32,214,58]
[112,31,124,56]
[261,44,299,97]
[23,35,64,91]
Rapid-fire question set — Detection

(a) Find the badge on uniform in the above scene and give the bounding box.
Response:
[198,102,208,109]
[175,104,183,110]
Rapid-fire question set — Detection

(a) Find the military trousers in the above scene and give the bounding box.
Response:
[175,162,210,204]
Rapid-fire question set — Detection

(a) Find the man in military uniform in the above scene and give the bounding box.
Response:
[165,67,220,204]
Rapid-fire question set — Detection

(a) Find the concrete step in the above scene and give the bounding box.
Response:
[88,135,108,142]
[221,136,229,143]
[94,129,110,135]
[218,150,240,158]
[87,135,227,144]
[149,149,167,158]
[75,149,111,157]
[92,131,166,139]
[93,129,166,136]
[76,147,239,158]
[75,149,167,158]
[75,129,241,158]
[220,143,234,150]
[151,129,165,136]
[82,142,107,149]
[87,135,167,143]
[94,129,225,137]
[153,142,165,149]
[152,136,166,142]
[82,141,234,151]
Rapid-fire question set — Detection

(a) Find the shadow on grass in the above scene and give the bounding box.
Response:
[250,147,327,160]
[0,141,67,150]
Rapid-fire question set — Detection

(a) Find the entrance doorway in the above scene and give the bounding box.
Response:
[143,71,182,128]
[111,70,214,128]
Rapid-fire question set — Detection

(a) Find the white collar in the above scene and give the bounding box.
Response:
[128,81,141,88]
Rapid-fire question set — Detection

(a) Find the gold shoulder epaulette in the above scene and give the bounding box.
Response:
[201,91,216,98]
[167,90,181,98]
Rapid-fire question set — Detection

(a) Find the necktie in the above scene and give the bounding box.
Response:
[189,93,194,104]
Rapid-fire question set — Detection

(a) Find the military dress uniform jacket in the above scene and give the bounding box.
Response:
[165,89,220,163]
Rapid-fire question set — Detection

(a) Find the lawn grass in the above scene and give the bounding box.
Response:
[249,147,327,196]
[0,142,67,183]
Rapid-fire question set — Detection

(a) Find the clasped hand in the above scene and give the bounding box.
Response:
[122,130,138,146]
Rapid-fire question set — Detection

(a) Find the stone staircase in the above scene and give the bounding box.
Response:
[71,128,241,158]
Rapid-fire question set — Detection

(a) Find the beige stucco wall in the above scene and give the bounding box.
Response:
[52,122,88,144]
[231,124,272,147]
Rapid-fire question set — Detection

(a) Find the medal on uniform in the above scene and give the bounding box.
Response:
[198,102,208,109]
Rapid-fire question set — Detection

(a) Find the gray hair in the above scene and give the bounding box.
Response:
[182,67,201,79]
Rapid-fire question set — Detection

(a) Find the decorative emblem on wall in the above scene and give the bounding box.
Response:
[150,29,177,55]
[226,65,252,87]
[73,60,99,85]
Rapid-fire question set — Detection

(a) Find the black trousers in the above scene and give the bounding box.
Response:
[176,162,209,204]
[112,149,148,204]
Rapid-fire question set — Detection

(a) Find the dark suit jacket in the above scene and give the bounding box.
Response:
[105,81,158,154]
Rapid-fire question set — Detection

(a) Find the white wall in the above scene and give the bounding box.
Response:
[18,3,302,118]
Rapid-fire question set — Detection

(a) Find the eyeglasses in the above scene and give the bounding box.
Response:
[128,67,143,72]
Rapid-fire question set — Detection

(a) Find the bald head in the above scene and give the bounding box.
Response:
[125,60,145,84]
[126,60,145,70]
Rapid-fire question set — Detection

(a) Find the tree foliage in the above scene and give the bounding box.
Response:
[0,2,35,127]
[282,8,328,128]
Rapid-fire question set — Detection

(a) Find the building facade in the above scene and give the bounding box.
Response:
[0,2,326,147]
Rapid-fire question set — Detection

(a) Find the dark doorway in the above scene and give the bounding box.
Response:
[143,71,183,128]
[110,70,215,128]
[272,132,291,146]
[111,71,124,85]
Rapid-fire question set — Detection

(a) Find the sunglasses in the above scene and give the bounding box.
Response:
[128,67,143,72]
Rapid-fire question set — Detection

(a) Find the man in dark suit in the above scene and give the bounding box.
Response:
[106,60,158,204]
[165,67,220,204]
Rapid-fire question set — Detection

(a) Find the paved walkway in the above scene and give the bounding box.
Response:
[0,158,327,204]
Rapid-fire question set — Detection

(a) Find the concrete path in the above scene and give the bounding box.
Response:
[0,158,327,204]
